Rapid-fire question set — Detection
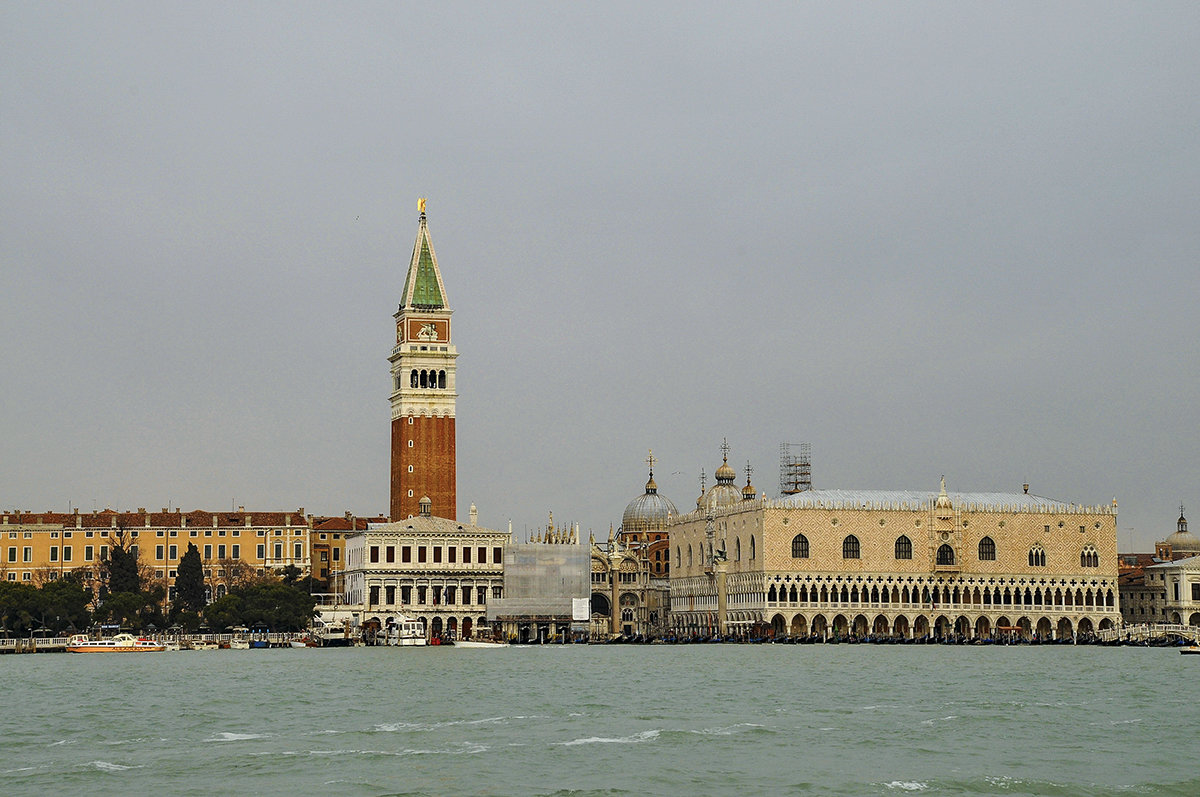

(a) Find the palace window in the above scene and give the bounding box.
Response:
[791,534,809,559]
[1080,545,1099,568]
[936,544,955,566]
[1028,546,1046,567]
[895,535,912,560]
[493,547,502,564]
[842,535,860,559]
[370,546,380,563]
[978,536,996,561]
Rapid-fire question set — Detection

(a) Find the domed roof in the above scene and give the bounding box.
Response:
[702,442,744,511]
[622,466,678,533]
[1165,530,1200,554]
[1166,508,1200,554]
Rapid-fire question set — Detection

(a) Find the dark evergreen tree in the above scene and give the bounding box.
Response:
[39,571,92,632]
[279,563,301,586]
[175,543,206,613]
[103,527,142,595]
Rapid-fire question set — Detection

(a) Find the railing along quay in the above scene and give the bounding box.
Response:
[1097,623,1200,643]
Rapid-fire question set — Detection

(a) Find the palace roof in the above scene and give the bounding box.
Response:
[776,489,1107,514]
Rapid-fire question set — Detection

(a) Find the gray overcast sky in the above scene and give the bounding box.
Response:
[2,3,1197,550]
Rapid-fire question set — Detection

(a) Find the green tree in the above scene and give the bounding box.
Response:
[203,594,244,631]
[38,571,92,633]
[279,563,301,586]
[236,582,315,632]
[174,543,206,614]
[0,582,40,634]
[103,527,141,595]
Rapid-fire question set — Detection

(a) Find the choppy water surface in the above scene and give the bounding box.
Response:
[2,645,1197,796]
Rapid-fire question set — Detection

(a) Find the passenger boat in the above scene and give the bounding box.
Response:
[66,633,166,653]
[188,639,219,650]
[230,638,250,650]
[1181,645,1200,655]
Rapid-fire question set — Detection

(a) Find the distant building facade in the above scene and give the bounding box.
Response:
[343,498,507,640]
[1117,508,1200,626]
[589,454,678,638]
[671,458,1122,640]
[0,507,368,602]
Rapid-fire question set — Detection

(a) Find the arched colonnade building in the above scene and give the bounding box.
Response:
[670,479,1121,641]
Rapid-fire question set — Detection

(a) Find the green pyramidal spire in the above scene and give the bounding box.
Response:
[399,202,448,311]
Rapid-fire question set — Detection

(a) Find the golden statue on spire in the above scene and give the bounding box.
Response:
[417,197,426,214]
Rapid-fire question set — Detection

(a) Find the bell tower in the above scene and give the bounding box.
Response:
[389,199,457,520]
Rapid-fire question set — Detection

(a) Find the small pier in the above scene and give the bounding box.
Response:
[0,636,70,653]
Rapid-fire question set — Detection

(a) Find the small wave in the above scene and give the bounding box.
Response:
[557,729,661,746]
[689,723,765,736]
[919,715,957,725]
[207,732,270,742]
[88,761,142,772]
[373,716,513,733]
[884,782,928,792]
[48,739,76,747]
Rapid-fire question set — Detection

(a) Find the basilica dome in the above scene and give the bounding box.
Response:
[623,470,678,533]
[702,449,744,512]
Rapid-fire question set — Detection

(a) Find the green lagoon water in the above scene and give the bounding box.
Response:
[2,645,1197,796]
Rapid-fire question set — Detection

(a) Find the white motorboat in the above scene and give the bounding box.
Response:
[454,637,509,649]
[382,614,427,646]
